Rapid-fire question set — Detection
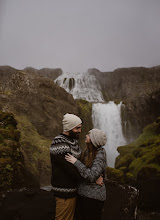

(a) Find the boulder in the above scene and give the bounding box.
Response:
[102,180,138,220]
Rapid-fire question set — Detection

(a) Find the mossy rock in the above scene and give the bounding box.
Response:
[0,145,13,157]
[119,166,128,174]
[15,114,52,185]
[132,147,142,157]
[115,118,160,186]
[137,164,160,182]
[0,111,26,191]
[3,139,19,149]
[125,172,136,185]
[137,148,153,158]
[155,116,160,124]
[0,157,12,169]
[0,112,17,129]
[115,146,136,166]
[0,134,4,143]
[0,129,20,141]
[117,145,136,155]
[106,167,124,184]
[116,153,135,169]
[129,158,146,177]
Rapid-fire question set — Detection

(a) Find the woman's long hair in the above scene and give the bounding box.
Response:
[81,142,98,168]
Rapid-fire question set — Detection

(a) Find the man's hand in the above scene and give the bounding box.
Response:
[96,175,103,186]
[65,153,77,164]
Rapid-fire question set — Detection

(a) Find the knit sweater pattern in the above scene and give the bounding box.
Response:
[74,147,107,201]
[50,134,82,198]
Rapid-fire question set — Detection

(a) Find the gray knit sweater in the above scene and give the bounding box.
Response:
[74,147,107,201]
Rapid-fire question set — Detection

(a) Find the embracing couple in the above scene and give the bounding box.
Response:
[50,113,107,220]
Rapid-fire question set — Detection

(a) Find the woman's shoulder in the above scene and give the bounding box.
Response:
[96,147,106,157]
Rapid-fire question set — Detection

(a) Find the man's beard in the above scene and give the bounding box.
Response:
[69,130,80,139]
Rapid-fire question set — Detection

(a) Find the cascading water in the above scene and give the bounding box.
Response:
[55,71,127,167]
[92,102,126,167]
[55,72,104,102]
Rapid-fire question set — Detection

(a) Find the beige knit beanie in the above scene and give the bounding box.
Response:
[62,113,82,132]
[89,129,107,148]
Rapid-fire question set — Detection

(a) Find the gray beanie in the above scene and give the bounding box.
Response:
[62,113,82,132]
[89,129,107,148]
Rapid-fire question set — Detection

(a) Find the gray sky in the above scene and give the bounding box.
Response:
[0,0,160,73]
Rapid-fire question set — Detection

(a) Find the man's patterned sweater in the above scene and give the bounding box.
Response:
[50,133,82,198]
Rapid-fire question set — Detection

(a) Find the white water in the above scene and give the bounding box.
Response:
[55,72,104,102]
[92,102,126,167]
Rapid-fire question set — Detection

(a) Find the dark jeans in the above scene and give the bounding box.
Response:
[74,195,104,220]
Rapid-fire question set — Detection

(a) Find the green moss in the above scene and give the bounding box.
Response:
[0,134,4,143]
[115,118,160,185]
[117,145,136,155]
[14,114,51,183]
[143,146,160,165]
[0,145,13,156]
[106,167,124,184]
[132,147,142,157]
[0,157,12,169]
[0,111,26,191]
[132,122,159,147]
[137,164,160,180]
[116,145,136,166]
[125,172,136,185]
[0,112,17,128]
[0,90,11,95]
[155,117,160,124]
[129,158,146,177]
[5,164,13,171]
[116,153,135,169]
[119,166,128,174]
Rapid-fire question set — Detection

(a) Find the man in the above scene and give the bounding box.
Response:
[50,113,83,220]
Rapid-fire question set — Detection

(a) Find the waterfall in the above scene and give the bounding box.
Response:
[55,72,104,102]
[92,102,126,167]
[55,72,127,167]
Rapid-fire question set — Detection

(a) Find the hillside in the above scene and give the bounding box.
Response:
[0,66,80,186]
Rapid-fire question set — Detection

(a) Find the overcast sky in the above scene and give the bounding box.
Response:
[0,0,160,73]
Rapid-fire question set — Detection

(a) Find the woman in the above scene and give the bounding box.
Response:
[65,128,107,220]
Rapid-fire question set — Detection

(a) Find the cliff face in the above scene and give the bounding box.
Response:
[89,66,160,140]
[89,66,160,101]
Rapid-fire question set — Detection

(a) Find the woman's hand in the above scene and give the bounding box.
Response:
[65,153,77,164]
[96,175,103,186]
